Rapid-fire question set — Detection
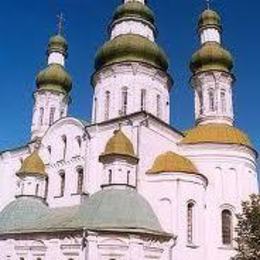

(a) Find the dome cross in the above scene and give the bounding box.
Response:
[57,12,65,35]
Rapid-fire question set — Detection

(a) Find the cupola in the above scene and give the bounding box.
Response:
[147,151,198,174]
[16,151,48,199]
[99,129,138,189]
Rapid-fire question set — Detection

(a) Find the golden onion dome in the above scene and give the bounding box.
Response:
[17,152,46,177]
[48,34,68,56]
[190,42,233,74]
[113,1,155,24]
[181,124,252,148]
[36,64,72,94]
[148,151,198,174]
[95,34,168,71]
[198,9,222,31]
[100,129,137,160]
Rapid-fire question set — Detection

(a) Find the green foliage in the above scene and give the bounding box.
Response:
[233,194,260,260]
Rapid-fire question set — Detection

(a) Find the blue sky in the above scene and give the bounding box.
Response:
[0,0,260,152]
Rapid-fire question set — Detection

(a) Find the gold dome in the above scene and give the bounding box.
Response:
[181,124,252,148]
[198,9,222,31]
[100,129,137,160]
[148,151,198,174]
[17,152,46,177]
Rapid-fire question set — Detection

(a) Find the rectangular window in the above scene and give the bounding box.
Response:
[141,89,146,111]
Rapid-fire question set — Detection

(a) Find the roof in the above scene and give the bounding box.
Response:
[17,151,47,177]
[181,124,252,148]
[0,190,169,238]
[95,34,168,71]
[148,151,198,174]
[100,129,137,160]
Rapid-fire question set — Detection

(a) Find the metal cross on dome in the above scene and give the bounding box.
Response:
[206,0,212,9]
[57,12,65,35]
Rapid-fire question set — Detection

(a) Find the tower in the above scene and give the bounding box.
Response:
[16,150,48,200]
[190,8,234,125]
[92,0,172,124]
[31,32,72,139]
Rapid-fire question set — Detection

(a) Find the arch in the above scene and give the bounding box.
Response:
[187,200,196,244]
[76,167,84,194]
[105,90,111,120]
[208,88,215,111]
[49,107,56,126]
[59,170,65,197]
[121,87,128,115]
[220,89,226,113]
[39,107,44,126]
[156,94,162,117]
[61,135,67,160]
[221,209,233,245]
[141,89,146,111]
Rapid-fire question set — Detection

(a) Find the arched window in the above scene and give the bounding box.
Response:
[76,136,82,153]
[122,87,128,115]
[49,107,56,126]
[105,91,111,120]
[156,94,161,117]
[108,170,113,184]
[62,135,67,160]
[198,90,204,114]
[222,209,232,245]
[187,202,195,244]
[35,183,39,196]
[60,109,65,118]
[77,167,84,194]
[127,170,130,185]
[59,171,65,197]
[209,89,215,111]
[141,89,146,111]
[94,97,98,123]
[221,90,226,113]
[39,107,44,125]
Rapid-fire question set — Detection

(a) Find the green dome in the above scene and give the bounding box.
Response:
[0,197,49,234]
[113,1,155,24]
[190,42,233,74]
[95,34,168,71]
[48,34,68,56]
[198,9,221,31]
[73,189,165,235]
[36,64,72,93]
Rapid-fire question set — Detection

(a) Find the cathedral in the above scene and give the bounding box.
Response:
[0,0,258,259]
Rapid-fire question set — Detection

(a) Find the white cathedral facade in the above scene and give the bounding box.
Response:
[0,0,258,259]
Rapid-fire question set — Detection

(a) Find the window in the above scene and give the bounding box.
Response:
[59,171,65,197]
[49,107,56,126]
[39,107,44,125]
[221,90,226,113]
[60,109,65,118]
[108,170,113,184]
[198,90,204,114]
[62,135,67,160]
[94,97,98,123]
[156,94,161,117]
[127,170,130,185]
[105,91,111,120]
[209,89,215,111]
[122,87,128,115]
[222,209,232,245]
[36,183,39,196]
[141,89,146,111]
[187,202,195,244]
[77,168,84,194]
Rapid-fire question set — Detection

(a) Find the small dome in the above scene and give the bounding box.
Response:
[17,151,46,177]
[75,189,166,236]
[0,197,49,234]
[48,34,68,55]
[181,124,252,148]
[36,64,72,93]
[190,42,233,74]
[113,1,155,24]
[148,151,198,174]
[198,9,221,31]
[100,129,137,160]
[95,34,168,71]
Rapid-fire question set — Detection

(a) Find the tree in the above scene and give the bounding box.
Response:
[233,194,260,260]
